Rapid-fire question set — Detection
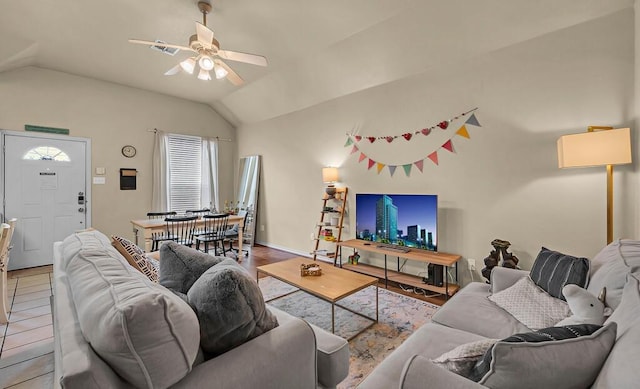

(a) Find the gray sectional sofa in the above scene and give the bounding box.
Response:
[359,239,640,388]
[52,230,349,388]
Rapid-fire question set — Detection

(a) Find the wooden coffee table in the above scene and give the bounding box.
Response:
[257,257,378,339]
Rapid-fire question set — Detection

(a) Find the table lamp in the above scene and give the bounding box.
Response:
[557,127,632,244]
[322,167,339,199]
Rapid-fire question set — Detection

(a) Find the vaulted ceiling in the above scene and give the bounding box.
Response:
[0,0,633,126]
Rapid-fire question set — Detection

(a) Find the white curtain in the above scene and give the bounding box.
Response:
[151,130,169,211]
[201,138,219,212]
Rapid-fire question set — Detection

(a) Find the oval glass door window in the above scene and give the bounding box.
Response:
[23,146,70,161]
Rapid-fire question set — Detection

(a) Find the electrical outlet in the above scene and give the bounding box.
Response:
[467,258,476,271]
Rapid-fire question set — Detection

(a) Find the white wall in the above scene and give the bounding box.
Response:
[238,10,636,285]
[0,67,236,240]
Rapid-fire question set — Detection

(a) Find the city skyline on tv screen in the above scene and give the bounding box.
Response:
[356,193,437,251]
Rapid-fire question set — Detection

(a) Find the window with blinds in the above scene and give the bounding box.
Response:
[166,134,202,214]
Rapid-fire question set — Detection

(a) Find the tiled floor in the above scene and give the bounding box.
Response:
[0,266,54,388]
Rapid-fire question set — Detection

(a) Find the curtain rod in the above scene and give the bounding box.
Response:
[147,128,232,142]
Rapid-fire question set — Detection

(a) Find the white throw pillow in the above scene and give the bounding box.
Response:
[431,338,498,378]
[488,276,571,330]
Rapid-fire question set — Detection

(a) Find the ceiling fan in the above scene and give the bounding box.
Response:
[128,0,267,85]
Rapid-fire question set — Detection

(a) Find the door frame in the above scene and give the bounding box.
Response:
[0,130,92,227]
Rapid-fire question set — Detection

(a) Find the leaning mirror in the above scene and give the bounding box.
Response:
[236,155,260,247]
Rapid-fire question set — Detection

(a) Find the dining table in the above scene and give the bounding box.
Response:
[130,214,246,260]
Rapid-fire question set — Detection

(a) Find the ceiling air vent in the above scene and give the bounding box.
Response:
[150,40,179,56]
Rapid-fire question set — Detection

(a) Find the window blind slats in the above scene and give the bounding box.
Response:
[167,134,202,214]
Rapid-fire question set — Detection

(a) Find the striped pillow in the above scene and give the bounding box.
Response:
[530,247,589,300]
[112,236,159,283]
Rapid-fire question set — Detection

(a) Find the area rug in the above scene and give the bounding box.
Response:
[259,277,439,388]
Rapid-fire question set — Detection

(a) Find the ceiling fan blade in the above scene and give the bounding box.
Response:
[164,64,181,76]
[217,50,268,67]
[128,39,195,52]
[216,60,244,86]
[195,22,214,49]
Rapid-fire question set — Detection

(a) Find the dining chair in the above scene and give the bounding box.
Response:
[225,209,250,257]
[195,213,230,255]
[148,211,177,251]
[164,215,198,248]
[0,218,17,324]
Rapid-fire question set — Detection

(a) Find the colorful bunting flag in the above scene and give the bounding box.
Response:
[428,152,439,165]
[346,109,482,175]
[456,125,470,139]
[402,164,412,177]
[442,140,454,153]
[466,113,481,127]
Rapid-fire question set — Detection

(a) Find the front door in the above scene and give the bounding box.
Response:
[3,132,90,270]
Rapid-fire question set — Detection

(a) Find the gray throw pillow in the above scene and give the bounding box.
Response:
[431,338,498,378]
[530,247,589,300]
[187,259,279,357]
[159,241,226,298]
[469,323,617,389]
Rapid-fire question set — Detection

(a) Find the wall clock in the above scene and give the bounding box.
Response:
[121,145,137,158]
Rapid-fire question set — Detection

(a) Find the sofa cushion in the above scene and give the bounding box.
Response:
[187,259,279,357]
[358,322,487,389]
[431,338,498,378]
[488,276,571,330]
[587,239,640,309]
[529,247,589,300]
[64,231,201,389]
[159,241,227,300]
[112,235,159,282]
[432,282,530,339]
[593,273,640,388]
[470,323,617,389]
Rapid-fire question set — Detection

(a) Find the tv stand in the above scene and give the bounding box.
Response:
[338,239,461,299]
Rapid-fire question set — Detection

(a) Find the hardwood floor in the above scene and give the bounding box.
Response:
[0,244,444,387]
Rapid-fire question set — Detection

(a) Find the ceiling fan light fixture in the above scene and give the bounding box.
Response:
[198,55,215,71]
[180,57,196,74]
[197,68,212,81]
[214,63,228,79]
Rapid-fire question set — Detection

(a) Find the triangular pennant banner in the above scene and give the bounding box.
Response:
[402,164,412,177]
[344,137,354,147]
[367,159,376,170]
[355,135,362,142]
[414,159,424,173]
[350,145,359,154]
[456,125,470,139]
[367,137,376,143]
[376,162,385,174]
[358,152,367,163]
[428,151,439,165]
[466,113,481,127]
[388,165,397,177]
[442,139,454,152]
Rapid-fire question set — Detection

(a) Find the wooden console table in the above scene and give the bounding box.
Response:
[338,239,461,299]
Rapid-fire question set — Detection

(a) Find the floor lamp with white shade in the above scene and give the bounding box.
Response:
[557,127,632,244]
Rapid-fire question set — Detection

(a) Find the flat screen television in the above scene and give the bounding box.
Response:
[355,193,438,252]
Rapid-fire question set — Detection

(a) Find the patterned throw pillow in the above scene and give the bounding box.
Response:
[488,276,571,330]
[530,247,589,300]
[469,323,617,388]
[112,236,159,283]
[431,338,498,378]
